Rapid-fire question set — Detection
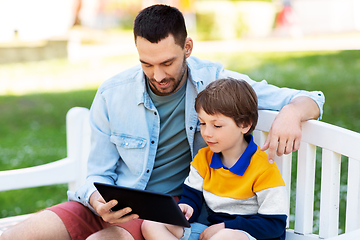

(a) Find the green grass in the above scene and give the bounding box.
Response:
[0,90,96,217]
[1,50,359,233]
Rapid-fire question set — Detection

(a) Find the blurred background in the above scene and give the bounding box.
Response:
[0,0,360,234]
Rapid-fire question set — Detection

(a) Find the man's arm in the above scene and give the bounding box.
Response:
[261,96,320,163]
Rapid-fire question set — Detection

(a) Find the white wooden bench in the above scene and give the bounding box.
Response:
[0,107,359,240]
[0,107,91,235]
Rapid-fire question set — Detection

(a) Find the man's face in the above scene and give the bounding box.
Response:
[136,35,192,96]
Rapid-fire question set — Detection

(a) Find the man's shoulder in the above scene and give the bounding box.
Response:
[187,56,223,71]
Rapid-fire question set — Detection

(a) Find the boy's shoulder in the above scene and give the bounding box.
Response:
[251,147,274,167]
[249,147,285,189]
[191,146,213,168]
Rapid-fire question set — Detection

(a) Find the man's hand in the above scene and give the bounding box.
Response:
[199,223,225,240]
[89,190,139,224]
[261,104,302,163]
[261,97,320,163]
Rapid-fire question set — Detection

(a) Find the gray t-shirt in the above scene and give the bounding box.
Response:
[145,80,191,196]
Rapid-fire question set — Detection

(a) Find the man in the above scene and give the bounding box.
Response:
[1,4,324,240]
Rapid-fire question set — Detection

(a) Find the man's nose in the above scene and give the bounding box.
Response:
[153,66,166,82]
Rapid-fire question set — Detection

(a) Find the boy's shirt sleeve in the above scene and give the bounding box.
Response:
[178,147,211,222]
[221,187,288,239]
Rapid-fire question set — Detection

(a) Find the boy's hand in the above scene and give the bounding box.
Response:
[178,203,193,220]
[199,223,225,240]
[89,190,139,224]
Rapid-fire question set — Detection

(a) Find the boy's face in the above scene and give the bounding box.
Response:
[198,108,250,157]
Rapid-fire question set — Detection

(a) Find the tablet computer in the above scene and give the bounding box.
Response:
[94,182,190,227]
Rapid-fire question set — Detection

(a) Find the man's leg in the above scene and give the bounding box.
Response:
[0,210,70,240]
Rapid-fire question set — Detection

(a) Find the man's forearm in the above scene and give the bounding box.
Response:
[285,96,320,122]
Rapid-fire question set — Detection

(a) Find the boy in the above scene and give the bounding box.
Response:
[142,78,288,240]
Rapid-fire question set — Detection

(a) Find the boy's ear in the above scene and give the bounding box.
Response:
[241,123,252,135]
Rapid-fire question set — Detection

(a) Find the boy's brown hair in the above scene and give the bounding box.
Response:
[195,78,258,135]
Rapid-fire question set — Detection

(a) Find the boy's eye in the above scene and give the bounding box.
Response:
[199,122,205,125]
[214,125,222,128]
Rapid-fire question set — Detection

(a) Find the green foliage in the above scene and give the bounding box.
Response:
[196,12,219,41]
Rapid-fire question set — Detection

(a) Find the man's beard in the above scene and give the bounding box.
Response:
[147,56,187,96]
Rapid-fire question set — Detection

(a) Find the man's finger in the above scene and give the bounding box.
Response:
[97,199,117,215]
[110,208,139,224]
[283,138,295,155]
[260,139,269,152]
[276,138,287,157]
[265,134,279,164]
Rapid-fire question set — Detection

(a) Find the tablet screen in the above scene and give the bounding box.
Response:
[94,182,190,227]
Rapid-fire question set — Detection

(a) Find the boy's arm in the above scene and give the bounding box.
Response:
[221,213,287,239]
[208,186,288,239]
[178,183,203,223]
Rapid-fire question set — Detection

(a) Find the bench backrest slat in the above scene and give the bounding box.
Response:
[346,157,360,232]
[294,142,316,235]
[319,149,341,238]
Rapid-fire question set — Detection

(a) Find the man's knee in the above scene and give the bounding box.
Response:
[0,210,70,240]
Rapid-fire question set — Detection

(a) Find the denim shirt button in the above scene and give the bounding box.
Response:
[190,126,193,130]
[146,169,150,173]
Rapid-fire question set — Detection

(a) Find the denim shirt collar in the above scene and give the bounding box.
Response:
[209,135,257,176]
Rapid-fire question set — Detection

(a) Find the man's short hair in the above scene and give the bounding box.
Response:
[195,78,258,135]
[133,4,187,48]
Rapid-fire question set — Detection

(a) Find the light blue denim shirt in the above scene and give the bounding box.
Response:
[68,56,325,212]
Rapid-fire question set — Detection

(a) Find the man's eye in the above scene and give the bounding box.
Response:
[214,125,222,128]
[164,62,173,66]
[141,63,152,68]
[199,122,205,126]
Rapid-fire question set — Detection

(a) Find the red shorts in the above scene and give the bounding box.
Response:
[47,201,144,240]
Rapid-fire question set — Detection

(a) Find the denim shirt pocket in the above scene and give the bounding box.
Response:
[110,134,147,175]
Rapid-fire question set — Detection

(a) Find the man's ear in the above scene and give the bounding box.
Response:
[184,37,193,58]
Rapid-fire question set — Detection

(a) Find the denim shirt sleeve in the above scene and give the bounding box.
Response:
[217,68,325,120]
[67,89,123,211]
